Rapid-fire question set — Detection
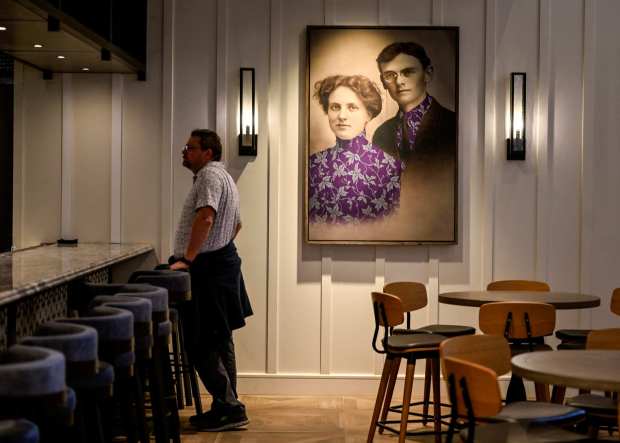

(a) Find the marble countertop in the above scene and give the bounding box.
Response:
[0,243,154,306]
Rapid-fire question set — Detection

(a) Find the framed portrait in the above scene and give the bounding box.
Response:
[305,26,458,245]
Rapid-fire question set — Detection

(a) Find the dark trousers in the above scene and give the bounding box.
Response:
[192,334,242,411]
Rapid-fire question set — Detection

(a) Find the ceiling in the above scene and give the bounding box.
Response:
[0,0,144,76]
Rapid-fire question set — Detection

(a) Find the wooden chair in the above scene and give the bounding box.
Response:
[566,328,620,439]
[381,282,475,427]
[479,301,555,402]
[368,292,446,443]
[487,280,551,292]
[439,335,586,443]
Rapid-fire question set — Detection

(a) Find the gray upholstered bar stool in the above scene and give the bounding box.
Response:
[19,321,112,443]
[0,345,76,442]
[90,295,153,443]
[128,270,201,414]
[59,306,137,443]
[0,419,40,443]
[81,282,180,443]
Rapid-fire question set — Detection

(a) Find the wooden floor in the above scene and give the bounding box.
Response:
[178,395,440,442]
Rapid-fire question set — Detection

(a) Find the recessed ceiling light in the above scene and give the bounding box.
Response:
[33,44,43,48]
[0,27,7,31]
[81,67,89,71]
[57,55,65,59]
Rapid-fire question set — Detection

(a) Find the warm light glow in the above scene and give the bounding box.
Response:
[81,67,89,71]
[33,44,43,48]
[513,112,524,139]
[57,55,65,59]
[0,27,6,31]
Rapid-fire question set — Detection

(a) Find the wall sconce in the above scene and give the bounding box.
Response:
[239,67,257,156]
[507,72,526,160]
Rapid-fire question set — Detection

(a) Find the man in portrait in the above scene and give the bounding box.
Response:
[372,41,457,240]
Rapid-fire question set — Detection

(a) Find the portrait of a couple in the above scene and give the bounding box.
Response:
[306,27,458,244]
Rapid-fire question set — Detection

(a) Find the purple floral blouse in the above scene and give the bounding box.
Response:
[308,133,403,223]
[396,94,433,152]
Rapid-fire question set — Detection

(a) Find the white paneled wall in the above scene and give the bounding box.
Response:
[13,0,620,394]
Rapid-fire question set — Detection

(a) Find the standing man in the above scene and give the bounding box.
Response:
[373,41,457,241]
[170,129,252,431]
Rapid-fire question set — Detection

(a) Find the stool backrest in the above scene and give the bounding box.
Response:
[370,292,404,354]
[586,328,620,350]
[443,356,502,419]
[479,302,555,339]
[611,288,620,316]
[487,280,550,292]
[440,335,511,377]
[382,282,427,312]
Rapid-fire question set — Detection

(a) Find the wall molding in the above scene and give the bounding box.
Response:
[266,0,283,374]
[481,0,497,285]
[60,73,75,240]
[215,0,229,162]
[579,0,596,329]
[111,74,123,244]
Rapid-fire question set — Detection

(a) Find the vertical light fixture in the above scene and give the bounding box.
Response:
[239,67,257,156]
[507,72,526,160]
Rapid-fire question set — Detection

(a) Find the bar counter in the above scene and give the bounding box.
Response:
[0,243,157,350]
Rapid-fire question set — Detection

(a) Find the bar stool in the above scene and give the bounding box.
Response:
[368,292,446,443]
[91,295,154,443]
[19,321,111,443]
[382,282,475,428]
[114,285,180,443]
[0,345,76,442]
[129,270,201,414]
[0,419,40,443]
[59,306,137,442]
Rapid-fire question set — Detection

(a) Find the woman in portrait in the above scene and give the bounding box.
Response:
[308,74,403,224]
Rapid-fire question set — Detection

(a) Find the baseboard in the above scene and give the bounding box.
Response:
[236,373,522,397]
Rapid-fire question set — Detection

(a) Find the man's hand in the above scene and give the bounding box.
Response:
[170,260,190,271]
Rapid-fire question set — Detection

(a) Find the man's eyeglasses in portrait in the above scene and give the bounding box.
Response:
[381,67,419,84]
[182,144,199,153]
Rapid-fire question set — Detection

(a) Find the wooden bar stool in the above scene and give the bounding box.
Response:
[565,328,620,439]
[479,301,555,402]
[382,282,475,427]
[0,419,40,443]
[368,292,446,443]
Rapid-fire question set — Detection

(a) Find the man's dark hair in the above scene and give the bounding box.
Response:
[191,129,222,161]
[376,41,431,70]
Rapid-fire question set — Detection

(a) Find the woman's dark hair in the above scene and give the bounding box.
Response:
[376,41,431,70]
[191,129,222,161]
[313,75,382,118]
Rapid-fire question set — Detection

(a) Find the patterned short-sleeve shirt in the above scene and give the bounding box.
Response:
[308,133,403,223]
[173,161,241,255]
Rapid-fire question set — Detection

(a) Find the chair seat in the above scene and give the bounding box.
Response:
[0,419,40,443]
[415,324,476,337]
[495,401,585,425]
[385,333,445,351]
[557,341,586,350]
[566,394,617,416]
[555,329,590,341]
[509,343,553,356]
[459,421,594,442]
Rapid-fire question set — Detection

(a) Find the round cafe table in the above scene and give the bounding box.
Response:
[438,291,600,309]
[511,350,620,392]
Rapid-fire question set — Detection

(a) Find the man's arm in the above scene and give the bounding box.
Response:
[232,222,242,240]
[170,206,215,270]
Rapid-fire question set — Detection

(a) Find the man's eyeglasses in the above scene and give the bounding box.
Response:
[182,144,198,153]
[381,67,419,84]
